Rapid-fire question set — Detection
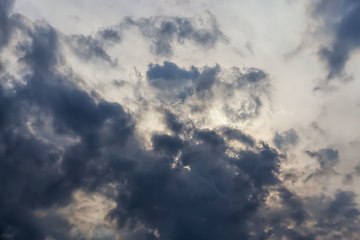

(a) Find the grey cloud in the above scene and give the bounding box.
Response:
[257,188,360,239]
[223,95,262,121]
[0,85,74,239]
[19,22,60,74]
[0,55,283,240]
[110,131,281,240]
[314,191,360,239]
[325,191,360,221]
[146,62,269,122]
[222,67,269,122]
[122,14,226,56]
[259,187,312,240]
[145,61,219,103]
[312,0,360,79]
[0,0,14,49]
[342,164,360,184]
[0,16,133,239]
[304,148,339,183]
[273,129,299,151]
[67,13,225,59]
[96,28,121,44]
[343,173,353,184]
[163,110,184,134]
[233,67,269,88]
[63,22,123,67]
[277,187,307,225]
[194,64,220,99]
[146,61,199,88]
[152,134,183,156]
[306,148,339,171]
[68,34,117,66]
[221,127,255,147]
[356,164,360,176]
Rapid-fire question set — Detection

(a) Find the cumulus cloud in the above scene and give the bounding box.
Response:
[0,10,276,238]
[0,6,278,239]
[0,54,280,239]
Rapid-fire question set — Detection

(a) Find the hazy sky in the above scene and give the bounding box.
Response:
[1,0,360,239]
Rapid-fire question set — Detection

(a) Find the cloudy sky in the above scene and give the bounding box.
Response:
[1,0,360,239]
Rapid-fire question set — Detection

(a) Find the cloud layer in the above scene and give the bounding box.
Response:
[1,0,360,239]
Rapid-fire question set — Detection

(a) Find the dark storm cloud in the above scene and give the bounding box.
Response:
[110,130,282,240]
[0,86,73,239]
[0,16,134,239]
[312,0,360,79]
[273,129,299,151]
[122,14,226,56]
[0,22,283,238]
[0,9,281,239]
[152,134,183,156]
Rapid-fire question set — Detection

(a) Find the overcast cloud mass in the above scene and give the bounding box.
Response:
[1,0,360,239]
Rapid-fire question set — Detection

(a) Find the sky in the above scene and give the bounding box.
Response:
[1,0,360,239]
